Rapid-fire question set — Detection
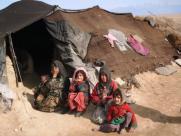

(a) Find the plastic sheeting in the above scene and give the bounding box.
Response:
[0,83,16,112]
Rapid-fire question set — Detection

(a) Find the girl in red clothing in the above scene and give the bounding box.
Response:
[98,88,137,133]
[91,66,118,124]
[68,67,89,117]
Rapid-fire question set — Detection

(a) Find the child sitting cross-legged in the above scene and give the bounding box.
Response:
[68,67,89,117]
[94,88,137,133]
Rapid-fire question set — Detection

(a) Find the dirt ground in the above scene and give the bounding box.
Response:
[1,13,181,136]
[1,58,181,136]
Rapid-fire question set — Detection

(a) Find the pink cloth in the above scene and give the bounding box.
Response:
[103,33,118,47]
[127,35,149,56]
[68,92,86,112]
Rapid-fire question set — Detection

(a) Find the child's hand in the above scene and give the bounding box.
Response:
[102,93,107,99]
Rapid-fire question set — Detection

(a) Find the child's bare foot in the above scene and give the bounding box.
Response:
[125,127,134,133]
[91,127,99,132]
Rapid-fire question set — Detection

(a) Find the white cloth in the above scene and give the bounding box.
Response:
[104,29,131,51]
[0,83,15,99]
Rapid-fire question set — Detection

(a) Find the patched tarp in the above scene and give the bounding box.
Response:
[45,20,91,75]
[0,1,56,38]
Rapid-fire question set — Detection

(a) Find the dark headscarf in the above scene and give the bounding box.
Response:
[98,65,111,87]
[51,60,67,79]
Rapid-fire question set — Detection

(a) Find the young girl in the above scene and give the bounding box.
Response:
[91,66,118,124]
[98,89,137,133]
[34,60,65,112]
[68,67,89,117]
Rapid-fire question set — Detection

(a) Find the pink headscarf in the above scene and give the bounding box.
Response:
[72,67,88,81]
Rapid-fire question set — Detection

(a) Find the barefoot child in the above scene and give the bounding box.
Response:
[98,88,137,133]
[91,66,118,124]
[68,67,89,117]
[34,60,65,112]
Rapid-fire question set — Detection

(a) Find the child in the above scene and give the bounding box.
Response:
[34,60,65,112]
[91,65,118,124]
[98,89,137,133]
[34,74,49,108]
[68,67,89,117]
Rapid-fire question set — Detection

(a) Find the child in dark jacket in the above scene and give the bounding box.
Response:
[98,88,137,133]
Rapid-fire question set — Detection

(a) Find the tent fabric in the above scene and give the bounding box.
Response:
[0,1,56,38]
[0,0,174,85]
[45,20,91,59]
[0,0,94,84]
[45,20,91,75]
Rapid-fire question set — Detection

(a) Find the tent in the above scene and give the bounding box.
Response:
[0,1,175,85]
[0,0,92,84]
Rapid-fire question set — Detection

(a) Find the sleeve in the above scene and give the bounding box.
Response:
[107,106,113,122]
[69,83,76,92]
[90,83,101,104]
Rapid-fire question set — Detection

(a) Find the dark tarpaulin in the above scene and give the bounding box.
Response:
[45,20,91,76]
[0,0,56,83]
[0,0,56,38]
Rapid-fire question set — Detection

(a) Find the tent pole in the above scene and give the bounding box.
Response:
[8,34,23,87]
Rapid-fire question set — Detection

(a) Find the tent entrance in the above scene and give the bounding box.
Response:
[11,19,54,77]
[6,19,55,87]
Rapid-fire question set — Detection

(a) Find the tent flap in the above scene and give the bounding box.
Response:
[45,20,91,75]
[0,1,56,38]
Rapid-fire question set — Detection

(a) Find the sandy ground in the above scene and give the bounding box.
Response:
[161,14,181,33]
[1,56,181,136]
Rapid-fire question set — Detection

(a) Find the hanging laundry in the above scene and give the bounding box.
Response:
[103,33,117,47]
[127,35,149,56]
[103,29,131,51]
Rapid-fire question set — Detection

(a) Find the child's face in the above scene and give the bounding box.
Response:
[51,66,60,75]
[113,95,122,105]
[76,72,84,82]
[41,75,48,83]
[100,74,107,83]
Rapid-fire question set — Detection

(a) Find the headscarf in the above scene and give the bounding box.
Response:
[51,60,67,78]
[98,65,111,86]
[98,65,112,91]
[72,67,88,81]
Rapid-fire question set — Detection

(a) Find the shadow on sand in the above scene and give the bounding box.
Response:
[132,104,181,124]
